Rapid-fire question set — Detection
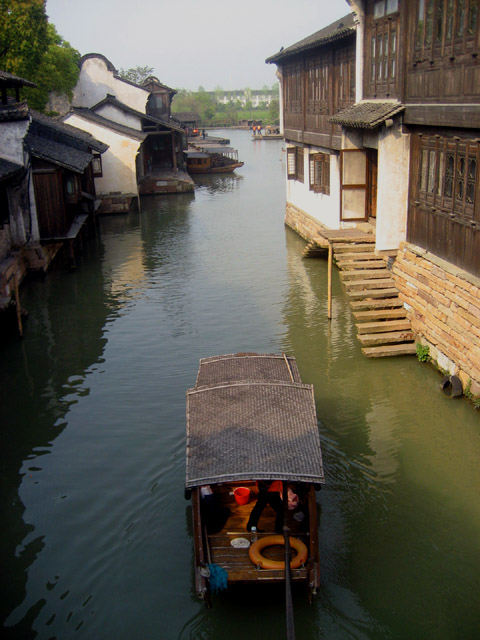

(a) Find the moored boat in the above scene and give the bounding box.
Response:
[185,353,324,605]
[185,145,244,174]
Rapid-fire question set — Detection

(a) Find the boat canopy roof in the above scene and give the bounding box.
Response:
[194,145,236,154]
[185,354,325,488]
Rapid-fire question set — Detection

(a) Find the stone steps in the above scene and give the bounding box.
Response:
[361,343,418,358]
[356,319,412,334]
[340,268,391,281]
[303,234,415,358]
[346,287,400,301]
[332,240,415,357]
[343,278,395,291]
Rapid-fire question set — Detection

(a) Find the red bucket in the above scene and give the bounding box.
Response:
[233,486,250,505]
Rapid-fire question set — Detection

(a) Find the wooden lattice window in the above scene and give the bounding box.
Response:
[417,133,478,222]
[366,0,400,97]
[415,0,478,57]
[287,146,304,183]
[284,61,303,114]
[287,147,296,179]
[309,153,330,194]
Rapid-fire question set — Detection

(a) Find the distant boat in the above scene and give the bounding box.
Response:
[185,144,244,174]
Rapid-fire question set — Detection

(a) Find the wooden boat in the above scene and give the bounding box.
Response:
[185,353,324,605]
[185,145,244,174]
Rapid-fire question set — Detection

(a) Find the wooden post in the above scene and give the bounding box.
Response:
[327,243,332,320]
[13,276,23,338]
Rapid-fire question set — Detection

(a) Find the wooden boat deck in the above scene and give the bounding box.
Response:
[201,482,316,585]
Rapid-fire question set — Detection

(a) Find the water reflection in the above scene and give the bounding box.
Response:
[1,130,480,639]
[191,173,244,195]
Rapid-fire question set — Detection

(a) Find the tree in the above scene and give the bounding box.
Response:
[118,65,154,85]
[0,2,80,112]
[268,98,279,124]
[25,23,80,110]
[0,0,49,81]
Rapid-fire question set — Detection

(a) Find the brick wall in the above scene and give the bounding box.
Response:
[393,243,480,394]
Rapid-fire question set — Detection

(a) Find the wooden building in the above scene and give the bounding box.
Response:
[0,70,108,329]
[267,0,480,395]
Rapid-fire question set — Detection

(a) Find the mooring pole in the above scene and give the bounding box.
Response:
[327,242,332,320]
[283,481,295,640]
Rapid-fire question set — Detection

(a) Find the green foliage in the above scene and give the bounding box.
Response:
[172,88,278,127]
[24,24,80,110]
[268,98,279,123]
[118,65,154,84]
[416,342,430,362]
[0,0,49,80]
[0,3,80,111]
[464,380,480,410]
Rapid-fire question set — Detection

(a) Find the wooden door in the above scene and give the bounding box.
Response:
[367,149,378,219]
[340,149,368,221]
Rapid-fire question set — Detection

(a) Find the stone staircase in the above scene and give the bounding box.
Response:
[334,241,416,357]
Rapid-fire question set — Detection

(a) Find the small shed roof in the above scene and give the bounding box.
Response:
[32,111,108,153]
[0,157,23,182]
[26,133,93,173]
[0,69,36,88]
[329,101,405,130]
[172,112,200,123]
[69,107,147,141]
[185,354,324,488]
[266,13,355,64]
[92,95,185,133]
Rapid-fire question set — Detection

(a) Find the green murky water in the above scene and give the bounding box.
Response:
[1,130,479,639]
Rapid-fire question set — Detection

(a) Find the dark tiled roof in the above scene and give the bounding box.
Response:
[26,133,93,173]
[185,354,324,488]
[68,107,147,141]
[0,101,30,122]
[0,69,36,88]
[92,95,184,133]
[0,157,23,182]
[172,112,200,123]
[142,76,177,94]
[329,101,405,129]
[266,13,356,63]
[31,110,108,153]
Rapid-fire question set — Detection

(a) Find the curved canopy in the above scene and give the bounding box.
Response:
[185,354,325,488]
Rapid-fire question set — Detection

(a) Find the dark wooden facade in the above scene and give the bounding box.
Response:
[396,0,480,277]
[282,36,356,149]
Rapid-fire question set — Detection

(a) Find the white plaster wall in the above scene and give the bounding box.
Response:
[73,57,148,112]
[64,114,141,196]
[0,120,30,165]
[286,148,341,229]
[94,103,142,131]
[376,123,410,251]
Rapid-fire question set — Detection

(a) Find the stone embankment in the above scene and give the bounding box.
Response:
[392,243,480,395]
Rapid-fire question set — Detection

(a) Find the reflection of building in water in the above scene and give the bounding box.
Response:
[101,230,146,302]
[191,173,244,196]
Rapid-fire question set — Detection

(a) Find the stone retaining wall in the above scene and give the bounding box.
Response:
[392,243,480,394]
[285,202,327,241]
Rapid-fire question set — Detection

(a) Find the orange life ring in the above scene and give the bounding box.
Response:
[249,535,308,570]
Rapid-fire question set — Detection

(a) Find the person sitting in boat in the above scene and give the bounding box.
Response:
[246,480,283,534]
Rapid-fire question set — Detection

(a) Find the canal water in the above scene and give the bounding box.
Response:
[1,130,479,640]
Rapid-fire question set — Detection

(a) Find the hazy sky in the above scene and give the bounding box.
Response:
[46,0,350,91]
